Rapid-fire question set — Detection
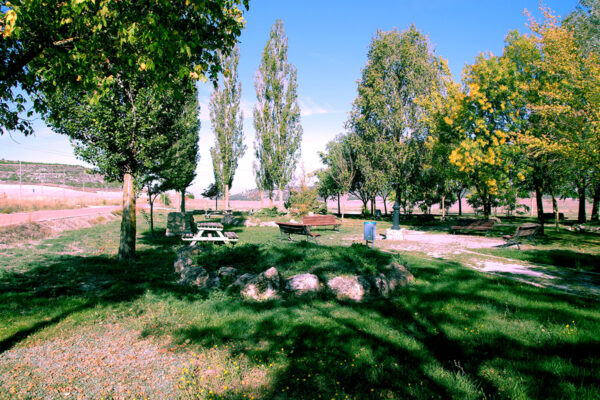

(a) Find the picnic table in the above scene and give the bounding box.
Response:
[182,222,238,245]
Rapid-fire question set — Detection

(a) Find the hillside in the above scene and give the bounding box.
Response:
[0,160,120,189]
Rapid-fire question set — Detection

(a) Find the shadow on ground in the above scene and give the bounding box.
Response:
[1,227,599,399]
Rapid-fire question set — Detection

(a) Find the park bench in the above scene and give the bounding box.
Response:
[276,222,320,244]
[302,214,341,231]
[502,223,540,250]
[451,219,495,235]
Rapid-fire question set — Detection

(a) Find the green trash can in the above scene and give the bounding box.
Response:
[364,221,376,248]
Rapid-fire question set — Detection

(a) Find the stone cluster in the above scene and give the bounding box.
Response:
[174,247,414,302]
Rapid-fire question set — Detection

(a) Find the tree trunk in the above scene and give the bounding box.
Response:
[260,190,264,208]
[341,193,346,222]
[578,184,586,223]
[149,195,155,237]
[592,181,600,222]
[530,193,534,217]
[180,190,186,213]
[278,186,283,209]
[535,184,544,235]
[458,194,463,216]
[337,192,341,216]
[215,195,218,211]
[370,195,375,216]
[225,185,230,210]
[441,195,446,220]
[269,191,274,208]
[551,192,559,232]
[118,173,136,262]
[382,194,388,215]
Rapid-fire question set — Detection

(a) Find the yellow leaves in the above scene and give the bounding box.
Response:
[2,9,17,38]
[139,62,147,71]
[517,172,526,181]
[443,116,453,126]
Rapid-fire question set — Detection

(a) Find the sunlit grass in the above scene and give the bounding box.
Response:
[0,211,598,399]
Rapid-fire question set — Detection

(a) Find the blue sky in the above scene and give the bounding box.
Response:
[1,0,578,194]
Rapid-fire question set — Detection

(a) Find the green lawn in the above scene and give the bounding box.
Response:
[0,212,599,399]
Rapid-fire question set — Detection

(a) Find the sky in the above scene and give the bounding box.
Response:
[0,0,579,195]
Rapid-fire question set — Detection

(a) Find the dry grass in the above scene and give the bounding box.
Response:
[0,193,120,214]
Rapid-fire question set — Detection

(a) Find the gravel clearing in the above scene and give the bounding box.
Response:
[0,323,190,399]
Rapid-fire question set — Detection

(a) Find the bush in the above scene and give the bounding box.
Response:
[254,207,281,217]
[287,185,320,216]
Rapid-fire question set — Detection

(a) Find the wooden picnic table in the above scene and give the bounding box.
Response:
[182,222,238,245]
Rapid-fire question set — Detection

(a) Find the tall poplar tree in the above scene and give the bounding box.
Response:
[209,46,246,209]
[253,20,302,208]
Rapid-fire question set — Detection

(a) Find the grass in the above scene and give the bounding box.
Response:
[0,212,599,399]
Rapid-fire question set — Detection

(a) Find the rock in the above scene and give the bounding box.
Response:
[244,219,258,227]
[221,215,244,226]
[240,267,281,301]
[174,245,203,274]
[384,262,415,292]
[178,265,208,287]
[166,212,195,237]
[369,273,390,298]
[217,266,238,286]
[259,221,278,227]
[326,275,371,302]
[285,273,320,296]
[385,228,405,241]
[230,273,256,289]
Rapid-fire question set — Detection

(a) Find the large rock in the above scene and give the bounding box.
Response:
[259,221,278,227]
[217,266,238,286]
[178,265,212,288]
[166,212,195,237]
[240,267,281,301]
[221,215,244,226]
[384,262,415,292]
[285,273,320,296]
[174,245,203,274]
[369,273,391,298]
[326,275,371,302]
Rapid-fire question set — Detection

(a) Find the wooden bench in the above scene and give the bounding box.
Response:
[502,223,540,250]
[451,219,495,235]
[276,222,320,244]
[302,215,341,231]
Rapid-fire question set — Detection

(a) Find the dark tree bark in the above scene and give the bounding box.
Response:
[118,173,136,262]
[591,181,600,222]
[180,190,186,213]
[578,184,586,223]
[535,184,545,235]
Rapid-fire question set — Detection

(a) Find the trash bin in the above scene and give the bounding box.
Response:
[375,209,382,218]
[364,221,376,248]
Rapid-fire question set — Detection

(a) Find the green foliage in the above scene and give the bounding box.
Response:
[209,45,246,206]
[348,26,447,212]
[286,183,319,217]
[1,0,249,135]
[253,206,281,217]
[253,20,302,203]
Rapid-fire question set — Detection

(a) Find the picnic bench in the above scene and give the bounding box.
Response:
[451,219,495,235]
[302,214,341,231]
[182,222,238,245]
[276,222,320,244]
[502,223,540,250]
[542,212,566,222]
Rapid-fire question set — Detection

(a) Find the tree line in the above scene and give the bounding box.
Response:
[318,3,600,233]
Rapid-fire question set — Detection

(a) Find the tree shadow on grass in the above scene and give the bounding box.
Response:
[168,244,600,399]
[1,235,599,399]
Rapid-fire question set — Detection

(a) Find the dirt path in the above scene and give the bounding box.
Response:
[0,206,120,227]
[343,230,600,298]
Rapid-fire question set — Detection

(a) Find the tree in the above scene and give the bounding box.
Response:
[44,77,196,261]
[202,183,222,211]
[140,172,166,237]
[253,20,302,209]
[347,26,447,217]
[525,7,600,223]
[1,0,249,135]
[209,46,246,210]
[319,134,356,221]
[159,91,201,213]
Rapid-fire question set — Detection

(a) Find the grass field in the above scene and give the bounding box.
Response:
[0,212,599,399]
